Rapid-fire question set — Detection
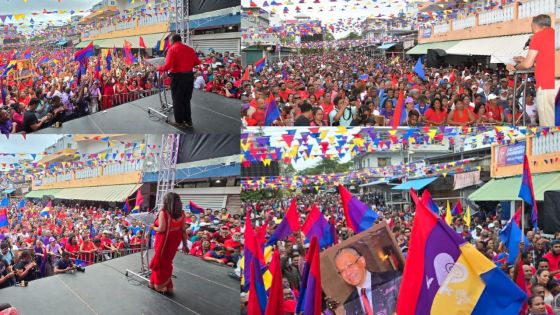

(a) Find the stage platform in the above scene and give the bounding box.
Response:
[1,251,239,315]
[36,90,240,134]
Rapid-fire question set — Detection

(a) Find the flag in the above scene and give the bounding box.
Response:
[243,211,267,291]
[0,198,8,207]
[266,199,300,246]
[512,206,522,226]
[40,201,52,217]
[89,220,95,238]
[302,204,334,248]
[449,69,456,83]
[255,57,266,73]
[265,249,285,315]
[74,42,94,62]
[451,200,462,216]
[248,257,268,315]
[105,51,112,71]
[464,206,471,227]
[514,258,529,314]
[264,92,280,126]
[396,189,527,315]
[1,61,16,77]
[414,57,426,81]
[132,189,143,213]
[23,48,31,59]
[421,189,440,215]
[0,208,8,228]
[329,216,338,245]
[37,55,50,67]
[241,66,250,81]
[282,67,288,80]
[391,89,404,129]
[391,73,398,88]
[18,199,25,210]
[124,41,137,65]
[123,198,130,215]
[445,200,453,225]
[188,201,204,214]
[338,184,378,233]
[518,155,538,230]
[295,236,322,315]
[139,36,147,49]
[499,219,529,265]
[94,56,101,81]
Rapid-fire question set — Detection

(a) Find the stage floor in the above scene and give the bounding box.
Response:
[1,251,239,315]
[35,90,241,134]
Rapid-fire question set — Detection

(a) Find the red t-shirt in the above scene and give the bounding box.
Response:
[424,108,447,124]
[529,27,554,89]
[543,252,560,279]
[158,42,201,73]
[485,104,503,121]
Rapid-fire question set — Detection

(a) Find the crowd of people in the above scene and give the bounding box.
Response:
[0,198,239,289]
[0,45,241,135]
[241,52,539,127]
[239,191,560,315]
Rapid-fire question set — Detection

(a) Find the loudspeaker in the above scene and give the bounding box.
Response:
[543,191,560,234]
[426,49,446,68]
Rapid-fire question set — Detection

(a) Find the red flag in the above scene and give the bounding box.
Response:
[449,69,456,83]
[264,249,285,315]
[139,36,147,49]
[514,259,529,314]
[391,74,398,88]
[241,66,250,82]
[512,206,522,226]
[391,89,404,129]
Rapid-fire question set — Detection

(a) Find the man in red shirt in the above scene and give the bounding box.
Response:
[157,33,201,129]
[507,14,555,126]
[543,240,560,280]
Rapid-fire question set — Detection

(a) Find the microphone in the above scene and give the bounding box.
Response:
[524,36,532,49]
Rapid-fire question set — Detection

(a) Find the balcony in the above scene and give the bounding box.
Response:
[531,131,560,156]
[419,0,554,44]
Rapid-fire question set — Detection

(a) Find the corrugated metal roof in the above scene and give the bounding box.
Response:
[25,189,62,199]
[54,184,142,202]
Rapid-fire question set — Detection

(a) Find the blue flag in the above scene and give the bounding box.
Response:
[18,199,25,209]
[0,198,8,207]
[499,219,529,264]
[414,57,426,81]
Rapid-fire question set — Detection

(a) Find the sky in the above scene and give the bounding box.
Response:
[0,0,92,33]
[0,134,62,166]
[242,0,407,38]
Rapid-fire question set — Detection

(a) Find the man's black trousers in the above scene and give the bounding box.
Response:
[170,72,194,124]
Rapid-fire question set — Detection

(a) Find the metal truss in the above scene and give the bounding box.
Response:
[153,134,181,212]
[174,0,191,45]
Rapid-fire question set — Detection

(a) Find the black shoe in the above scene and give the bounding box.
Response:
[182,122,193,128]
[169,121,184,129]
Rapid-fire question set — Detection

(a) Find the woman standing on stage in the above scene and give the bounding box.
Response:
[149,192,188,294]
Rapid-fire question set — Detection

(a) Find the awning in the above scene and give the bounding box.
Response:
[360,180,388,187]
[25,189,62,199]
[378,43,397,50]
[468,172,560,201]
[75,39,107,48]
[406,40,460,55]
[54,184,142,202]
[56,40,69,46]
[99,33,168,49]
[392,177,438,190]
[2,189,15,194]
[444,34,531,63]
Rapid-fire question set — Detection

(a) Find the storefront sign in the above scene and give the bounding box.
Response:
[403,40,415,50]
[496,142,525,166]
[453,171,482,190]
[422,28,432,38]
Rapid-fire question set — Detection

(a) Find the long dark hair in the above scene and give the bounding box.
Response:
[162,192,183,220]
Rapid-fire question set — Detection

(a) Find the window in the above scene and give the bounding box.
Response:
[378,157,391,167]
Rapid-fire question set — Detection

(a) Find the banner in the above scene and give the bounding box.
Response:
[453,171,482,190]
[496,142,525,166]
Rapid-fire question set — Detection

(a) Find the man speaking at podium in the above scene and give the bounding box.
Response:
[158,33,201,129]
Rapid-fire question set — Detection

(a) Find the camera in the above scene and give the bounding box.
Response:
[76,266,86,273]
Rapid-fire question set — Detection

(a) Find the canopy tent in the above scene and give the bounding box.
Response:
[468,172,560,201]
[392,177,438,190]
[377,43,397,50]
[405,41,460,55]
[2,189,15,194]
[444,34,531,64]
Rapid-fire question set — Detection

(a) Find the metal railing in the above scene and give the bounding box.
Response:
[478,5,515,25]
[434,23,450,34]
[100,89,160,110]
[453,16,476,30]
[518,0,555,19]
[531,131,560,156]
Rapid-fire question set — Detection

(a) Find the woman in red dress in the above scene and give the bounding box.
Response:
[149,192,187,294]
[101,74,115,110]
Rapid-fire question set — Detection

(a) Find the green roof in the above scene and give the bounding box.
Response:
[54,184,141,202]
[25,189,62,199]
[406,41,461,55]
[468,172,560,202]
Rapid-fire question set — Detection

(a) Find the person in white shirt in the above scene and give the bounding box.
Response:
[194,71,205,90]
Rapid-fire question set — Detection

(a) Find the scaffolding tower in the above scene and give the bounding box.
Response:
[154,134,181,211]
[174,0,191,45]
